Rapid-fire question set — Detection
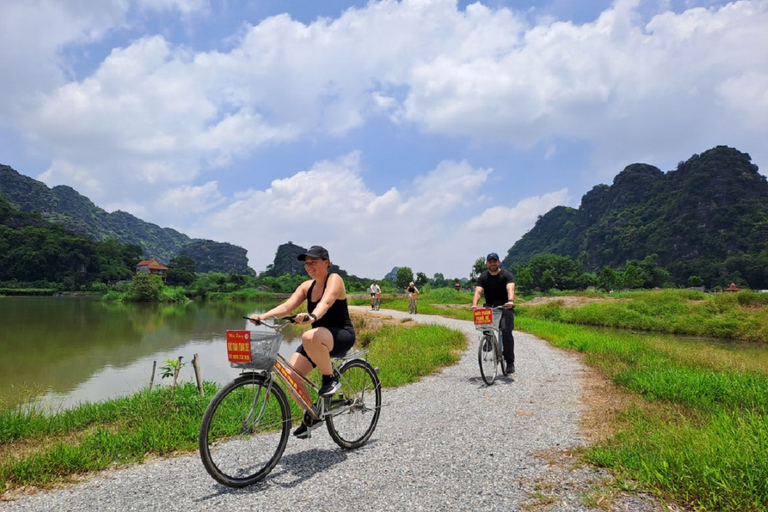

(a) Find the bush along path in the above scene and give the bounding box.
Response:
[0,307,668,512]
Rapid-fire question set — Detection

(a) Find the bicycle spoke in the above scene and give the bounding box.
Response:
[326,360,381,449]
[199,374,290,487]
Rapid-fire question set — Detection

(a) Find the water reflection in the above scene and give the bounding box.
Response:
[0,296,303,411]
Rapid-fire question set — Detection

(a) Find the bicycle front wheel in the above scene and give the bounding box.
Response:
[327,359,381,449]
[199,373,291,487]
[478,332,498,385]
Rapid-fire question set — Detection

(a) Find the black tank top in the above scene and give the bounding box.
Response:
[307,278,353,330]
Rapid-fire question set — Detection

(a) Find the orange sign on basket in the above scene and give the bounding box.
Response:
[473,308,493,325]
[226,330,252,363]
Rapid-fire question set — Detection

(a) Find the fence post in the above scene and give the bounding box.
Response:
[193,353,205,397]
[149,360,157,391]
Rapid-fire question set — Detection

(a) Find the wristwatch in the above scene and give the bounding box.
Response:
[308,313,317,321]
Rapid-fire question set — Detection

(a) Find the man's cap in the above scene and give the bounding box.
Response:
[486,252,500,261]
[298,245,330,261]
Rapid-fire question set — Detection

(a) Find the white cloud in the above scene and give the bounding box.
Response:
[190,152,561,277]
[15,0,768,201]
[159,181,225,213]
[0,2,128,117]
[466,189,571,231]
[137,0,209,15]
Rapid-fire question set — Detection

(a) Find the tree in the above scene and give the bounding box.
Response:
[127,273,163,301]
[166,255,197,286]
[598,266,617,291]
[96,238,141,282]
[470,257,486,282]
[395,267,414,289]
[431,273,448,288]
[524,253,583,291]
[540,269,556,292]
[415,272,429,288]
[514,266,533,292]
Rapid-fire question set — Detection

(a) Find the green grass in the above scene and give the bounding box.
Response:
[0,320,465,494]
[521,289,768,342]
[517,316,768,512]
[0,384,212,489]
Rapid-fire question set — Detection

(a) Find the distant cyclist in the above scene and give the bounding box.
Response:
[369,281,381,309]
[471,253,516,374]
[405,282,419,313]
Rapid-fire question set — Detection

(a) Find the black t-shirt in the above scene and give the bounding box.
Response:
[476,270,515,307]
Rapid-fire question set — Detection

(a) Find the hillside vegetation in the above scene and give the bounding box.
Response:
[504,146,768,289]
[0,164,249,272]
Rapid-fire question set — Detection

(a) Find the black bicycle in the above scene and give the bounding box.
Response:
[473,307,505,385]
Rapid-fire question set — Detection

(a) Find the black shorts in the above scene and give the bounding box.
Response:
[295,326,356,368]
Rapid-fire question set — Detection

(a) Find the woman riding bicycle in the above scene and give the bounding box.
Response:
[405,282,419,313]
[248,245,355,438]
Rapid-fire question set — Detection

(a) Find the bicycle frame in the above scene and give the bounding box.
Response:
[257,349,369,422]
[238,317,372,422]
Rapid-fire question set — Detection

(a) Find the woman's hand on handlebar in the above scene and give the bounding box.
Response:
[295,312,314,325]
[245,315,262,325]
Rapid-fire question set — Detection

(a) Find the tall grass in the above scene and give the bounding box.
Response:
[518,316,768,512]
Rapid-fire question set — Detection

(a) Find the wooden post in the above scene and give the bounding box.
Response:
[192,353,205,397]
[172,356,183,388]
[149,360,157,391]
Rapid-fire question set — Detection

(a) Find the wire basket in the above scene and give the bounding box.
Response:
[228,330,282,370]
[473,308,501,331]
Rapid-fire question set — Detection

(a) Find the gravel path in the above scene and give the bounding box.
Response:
[0,308,665,512]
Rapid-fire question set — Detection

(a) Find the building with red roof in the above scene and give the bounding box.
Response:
[135,260,168,280]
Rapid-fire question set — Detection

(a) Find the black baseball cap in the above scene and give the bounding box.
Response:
[486,252,500,261]
[298,245,329,261]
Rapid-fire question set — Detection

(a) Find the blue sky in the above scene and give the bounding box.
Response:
[1,0,766,279]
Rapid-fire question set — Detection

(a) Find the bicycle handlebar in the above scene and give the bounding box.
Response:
[243,315,298,330]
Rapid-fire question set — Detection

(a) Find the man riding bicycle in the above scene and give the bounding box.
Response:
[471,253,516,374]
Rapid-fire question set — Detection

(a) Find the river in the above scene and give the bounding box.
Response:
[0,295,299,412]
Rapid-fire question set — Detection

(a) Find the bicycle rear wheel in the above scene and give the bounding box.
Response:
[199,373,290,487]
[327,359,381,449]
[478,332,498,385]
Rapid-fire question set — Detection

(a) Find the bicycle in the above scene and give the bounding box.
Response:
[199,316,382,487]
[373,292,381,311]
[473,307,506,385]
[408,293,418,314]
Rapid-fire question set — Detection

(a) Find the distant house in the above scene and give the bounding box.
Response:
[135,260,168,280]
[725,282,740,292]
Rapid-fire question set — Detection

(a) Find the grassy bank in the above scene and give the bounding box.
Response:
[0,315,464,495]
[521,289,768,342]
[517,317,768,511]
